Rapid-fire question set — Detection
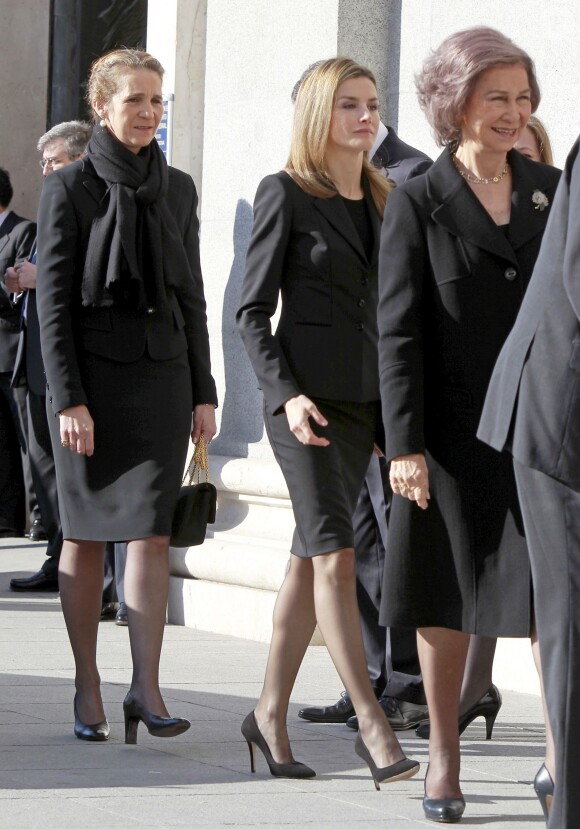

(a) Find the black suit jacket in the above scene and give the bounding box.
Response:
[479,137,580,490]
[378,147,561,466]
[0,211,36,373]
[372,127,432,186]
[35,157,217,414]
[237,171,382,414]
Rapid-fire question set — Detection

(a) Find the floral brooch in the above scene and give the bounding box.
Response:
[532,190,549,211]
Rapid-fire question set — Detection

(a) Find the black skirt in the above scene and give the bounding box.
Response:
[264,397,380,557]
[48,349,192,541]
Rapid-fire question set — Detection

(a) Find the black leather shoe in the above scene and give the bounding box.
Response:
[100,602,119,621]
[115,602,128,626]
[298,691,354,723]
[10,570,59,592]
[74,694,110,741]
[28,519,48,541]
[416,684,502,740]
[347,695,429,731]
[123,691,190,744]
[423,795,465,823]
[534,763,554,822]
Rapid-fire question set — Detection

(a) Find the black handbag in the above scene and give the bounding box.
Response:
[170,435,217,547]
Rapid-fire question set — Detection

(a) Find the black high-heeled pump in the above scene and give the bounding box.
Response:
[123,692,190,744]
[73,694,110,741]
[354,733,420,791]
[241,711,316,778]
[534,763,554,822]
[416,684,502,740]
[423,765,465,823]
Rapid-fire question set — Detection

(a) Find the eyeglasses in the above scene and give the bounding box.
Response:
[39,156,67,169]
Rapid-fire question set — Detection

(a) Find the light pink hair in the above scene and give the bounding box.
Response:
[416,27,541,148]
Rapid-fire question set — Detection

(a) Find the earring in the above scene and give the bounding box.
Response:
[99,119,106,127]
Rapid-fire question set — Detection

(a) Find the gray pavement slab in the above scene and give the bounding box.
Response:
[1,538,545,827]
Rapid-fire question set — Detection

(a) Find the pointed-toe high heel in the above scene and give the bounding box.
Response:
[416,684,502,741]
[354,732,420,791]
[73,694,110,741]
[241,711,316,778]
[534,763,554,822]
[123,692,190,744]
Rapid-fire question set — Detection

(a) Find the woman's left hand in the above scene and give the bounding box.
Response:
[192,404,217,445]
[59,404,95,456]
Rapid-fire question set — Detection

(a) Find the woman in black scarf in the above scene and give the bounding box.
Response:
[36,49,217,743]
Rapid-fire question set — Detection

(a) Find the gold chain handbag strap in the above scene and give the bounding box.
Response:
[183,434,210,485]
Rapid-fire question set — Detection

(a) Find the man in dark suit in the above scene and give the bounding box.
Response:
[295,82,431,729]
[6,122,91,590]
[0,167,36,538]
[478,136,580,828]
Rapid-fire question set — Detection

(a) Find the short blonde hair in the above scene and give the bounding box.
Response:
[286,58,392,215]
[86,48,164,122]
[417,27,540,149]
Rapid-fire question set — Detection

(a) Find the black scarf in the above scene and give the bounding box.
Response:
[82,125,186,310]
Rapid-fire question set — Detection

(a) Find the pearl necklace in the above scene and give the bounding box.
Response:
[452,154,509,185]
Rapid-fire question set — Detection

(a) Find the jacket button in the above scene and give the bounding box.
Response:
[146,307,156,314]
[355,322,364,331]
[504,267,517,281]
[358,298,366,308]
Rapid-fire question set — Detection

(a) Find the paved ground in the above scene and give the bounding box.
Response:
[1,538,546,828]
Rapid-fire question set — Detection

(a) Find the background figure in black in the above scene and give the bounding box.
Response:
[0,167,36,538]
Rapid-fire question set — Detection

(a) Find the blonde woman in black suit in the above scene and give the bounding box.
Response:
[377,28,560,822]
[237,58,419,787]
[36,49,217,744]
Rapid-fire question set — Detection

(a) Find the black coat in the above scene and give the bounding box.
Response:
[36,157,217,415]
[378,147,560,635]
[479,137,580,490]
[237,171,381,415]
[0,212,36,373]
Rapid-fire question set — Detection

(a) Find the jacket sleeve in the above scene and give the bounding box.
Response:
[236,173,301,414]
[378,185,426,461]
[36,172,88,414]
[177,174,218,408]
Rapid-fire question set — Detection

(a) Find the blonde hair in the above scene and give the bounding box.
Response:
[526,115,554,166]
[86,48,164,121]
[286,58,392,215]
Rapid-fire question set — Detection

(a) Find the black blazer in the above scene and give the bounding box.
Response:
[35,157,217,414]
[479,137,580,490]
[0,211,36,372]
[236,171,382,414]
[378,147,561,466]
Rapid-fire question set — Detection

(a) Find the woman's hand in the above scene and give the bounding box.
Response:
[59,405,94,456]
[192,404,217,445]
[389,453,430,509]
[284,395,330,446]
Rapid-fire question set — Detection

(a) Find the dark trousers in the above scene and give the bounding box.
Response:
[27,390,62,572]
[514,460,580,829]
[0,372,25,533]
[12,384,40,525]
[354,454,425,704]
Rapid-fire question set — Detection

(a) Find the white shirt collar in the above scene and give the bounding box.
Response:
[369,122,389,162]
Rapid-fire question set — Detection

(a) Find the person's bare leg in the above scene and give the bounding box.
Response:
[58,539,106,723]
[459,634,497,713]
[418,627,470,799]
[124,536,171,716]
[312,548,405,768]
[253,555,317,763]
[531,624,556,781]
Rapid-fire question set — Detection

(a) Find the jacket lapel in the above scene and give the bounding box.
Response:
[427,150,518,266]
[313,174,380,266]
[508,150,554,251]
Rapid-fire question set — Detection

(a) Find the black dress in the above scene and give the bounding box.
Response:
[377,149,561,636]
[37,157,217,542]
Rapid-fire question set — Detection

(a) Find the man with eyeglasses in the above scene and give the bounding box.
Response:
[5,122,91,591]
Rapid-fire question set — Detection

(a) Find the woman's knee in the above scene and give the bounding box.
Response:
[313,547,356,586]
